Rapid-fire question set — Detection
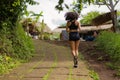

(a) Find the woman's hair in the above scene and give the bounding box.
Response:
[64,12,79,21]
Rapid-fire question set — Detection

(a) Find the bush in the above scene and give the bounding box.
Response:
[11,22,35,60]
[96,31,120,64]
[95,31,120,77]
[0,21,14,56]
[0,55,20,74]
[0,0,36,74]
[0,22,35,74]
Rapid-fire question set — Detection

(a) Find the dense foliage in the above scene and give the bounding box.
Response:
[12,23,35,59]
[0,21,35,74]
[96,31,120,64]
[0,0,37,58]
[0,0,37,28]
[96,31,120,76]
[0,0,37,74]
[0,55,20,74]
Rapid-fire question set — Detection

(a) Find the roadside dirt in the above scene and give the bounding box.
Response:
[79,41,120,80]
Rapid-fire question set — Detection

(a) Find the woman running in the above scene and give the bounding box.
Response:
[65,12,81,68]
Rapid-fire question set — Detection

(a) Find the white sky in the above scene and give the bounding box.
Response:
[27,0,120,30]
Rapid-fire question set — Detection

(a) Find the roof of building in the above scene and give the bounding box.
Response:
[91,11,116,26]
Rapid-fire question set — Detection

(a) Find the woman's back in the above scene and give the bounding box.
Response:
[69,21,78,30]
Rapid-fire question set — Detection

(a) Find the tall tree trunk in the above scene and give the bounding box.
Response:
[111,10,117,32]
[109,0,117,32]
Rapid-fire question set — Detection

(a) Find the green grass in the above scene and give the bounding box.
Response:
[42,52,57,80]
[67,66,74,80]
[89,70,100,80]
[95,31,120,77]
[0,55,20,75]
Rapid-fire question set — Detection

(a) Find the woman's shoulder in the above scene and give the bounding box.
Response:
[75,20,80,25]
[75,20,80,23]
[67,21,71,26]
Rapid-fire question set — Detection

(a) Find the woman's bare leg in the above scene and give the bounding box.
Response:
[73,40,80,68]
[75,40,80,56]
[69,41,80,68]
[69,41,76,56]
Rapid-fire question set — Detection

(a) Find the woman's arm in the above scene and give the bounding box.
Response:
[66,22,70,32]
[77,21,81,32]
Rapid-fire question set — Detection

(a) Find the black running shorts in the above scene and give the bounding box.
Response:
[69,32,80,41]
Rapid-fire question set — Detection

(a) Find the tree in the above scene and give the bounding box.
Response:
[55,0,94,13]
[95,0,120,32]
[31,11,43,22]
[0,0,38,29]
[56,0,120,32]
[0,0,38,59]
[21,10,43,35]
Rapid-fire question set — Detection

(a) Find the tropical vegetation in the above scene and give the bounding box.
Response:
[0,0,37,74]
[95,31,120,76]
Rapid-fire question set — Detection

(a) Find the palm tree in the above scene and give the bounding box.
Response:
[21,10,44,36]
[31,11,43,22]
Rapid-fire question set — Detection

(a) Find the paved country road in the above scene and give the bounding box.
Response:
[0,40,93,80]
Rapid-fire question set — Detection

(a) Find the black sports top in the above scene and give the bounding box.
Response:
[69,21,78,30]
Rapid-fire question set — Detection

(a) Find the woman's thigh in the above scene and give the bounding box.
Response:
[75,40,80,50]
[69,41,76,50]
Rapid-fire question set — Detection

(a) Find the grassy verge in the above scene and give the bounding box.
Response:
[89,70,100,80]
[95,31,120,77]
[0,55,20,75]
[0,22,35,75]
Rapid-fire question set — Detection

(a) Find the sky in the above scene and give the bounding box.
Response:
[27,0,120,30]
